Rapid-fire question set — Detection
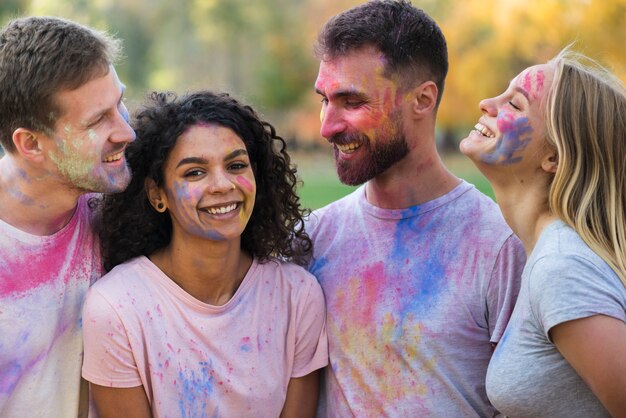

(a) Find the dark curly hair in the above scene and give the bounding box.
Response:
[98,91,312,271]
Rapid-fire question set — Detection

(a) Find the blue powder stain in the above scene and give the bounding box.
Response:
[177,361,220,418]
[240,344,251,352]
[0,362,23,394]
[387,210,452,317]
[310,256,329,285]
[481,116,532,165]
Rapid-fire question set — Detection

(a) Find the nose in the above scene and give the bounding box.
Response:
[319,104,347,140]
[208,169,235,194]
[111,102,136,144]
[479,96,497,117]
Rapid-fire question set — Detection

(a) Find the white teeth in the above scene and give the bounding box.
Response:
[474,123,495,138]
[337,143,361,153]
[204,203,237,215]
[103,151,124,162]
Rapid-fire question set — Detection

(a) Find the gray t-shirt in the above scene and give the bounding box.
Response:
[486,220,626,417]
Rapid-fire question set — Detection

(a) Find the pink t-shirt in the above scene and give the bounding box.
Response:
[0,194,101,418]
[82,256,328,418]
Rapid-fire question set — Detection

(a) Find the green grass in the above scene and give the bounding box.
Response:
[293,150,494,210]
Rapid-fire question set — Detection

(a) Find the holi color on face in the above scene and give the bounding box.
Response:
[480,112,533,165]
[159,124,255,243]
[46,68,134,194]
[314,48,412,185]
[477,66,550,166]
[519,69,546,101]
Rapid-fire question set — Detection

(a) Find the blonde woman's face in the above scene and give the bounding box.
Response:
[460,63,555,173]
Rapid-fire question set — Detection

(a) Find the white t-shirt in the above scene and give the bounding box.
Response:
[82,256,328,418]
[306,181,526,417]
[0,195,101,418]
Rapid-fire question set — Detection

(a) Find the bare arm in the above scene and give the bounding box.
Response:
[91,384,152,418]
[280,370,321,418]
[550,314,626,417]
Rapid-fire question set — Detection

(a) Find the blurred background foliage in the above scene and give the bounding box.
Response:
[2,0,625,207]
[2,0,624,147]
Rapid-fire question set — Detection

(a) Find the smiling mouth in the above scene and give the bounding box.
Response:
[201,203,239,215]
[474,123,495,138]
[336,142,362,153]
[103,150,124,163]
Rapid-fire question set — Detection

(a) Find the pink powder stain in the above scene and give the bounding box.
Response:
[496,110,517,133]
[236,175,254,193]
[520,69,545,100]
[521,72,533,97]
[533,70,545,99]
[0,237,87,297]
[334,262,387,327]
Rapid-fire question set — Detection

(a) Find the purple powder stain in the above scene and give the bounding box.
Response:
[481,113,533,165]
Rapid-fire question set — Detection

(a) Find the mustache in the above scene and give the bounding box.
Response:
[328,132,369,146]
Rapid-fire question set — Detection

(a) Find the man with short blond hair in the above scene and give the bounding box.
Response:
[0,16,135,417]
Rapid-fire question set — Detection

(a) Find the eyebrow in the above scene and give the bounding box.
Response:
[175,149,249,169]
[315,88,367,101]
[513,86,530,101]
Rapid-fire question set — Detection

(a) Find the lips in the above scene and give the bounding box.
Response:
[474,122,495,138]
[200,202,239,215]
[103,150,124,163]
[336,142,361,153]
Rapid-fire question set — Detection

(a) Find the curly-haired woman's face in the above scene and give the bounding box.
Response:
[159,123,256,243]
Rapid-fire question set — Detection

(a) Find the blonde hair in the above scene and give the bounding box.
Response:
[545,47,626,287]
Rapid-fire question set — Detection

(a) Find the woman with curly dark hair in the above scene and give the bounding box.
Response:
[81,91,328,418]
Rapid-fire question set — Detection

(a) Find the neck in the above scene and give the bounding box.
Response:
[365,145,460,209]
[151,236,253,306]
[491,180,558,255]
[0,156,82,235]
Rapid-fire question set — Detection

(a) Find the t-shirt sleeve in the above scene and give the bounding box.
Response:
[81,286,143,388]
[291,274,328,378]
[487,234,526,343]
[528,255,626,340]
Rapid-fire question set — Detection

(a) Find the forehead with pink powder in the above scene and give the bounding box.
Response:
[515,64,553,102]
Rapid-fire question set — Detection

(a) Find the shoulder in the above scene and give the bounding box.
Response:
[90,256,151,297]
[256,259,320,286]
[529,222,616,280]
[255,258,324,300]
[304,187,362,233]
[527,225,626,323]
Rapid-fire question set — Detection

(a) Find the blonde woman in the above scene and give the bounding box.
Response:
[460,48,626,417]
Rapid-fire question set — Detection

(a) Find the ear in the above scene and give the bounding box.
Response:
[12,128,45,162]
[409,81,438,118]
[541,151,558,174]
[145,177,167,213]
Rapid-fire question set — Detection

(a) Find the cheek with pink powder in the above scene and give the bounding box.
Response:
[236,176,254,193]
